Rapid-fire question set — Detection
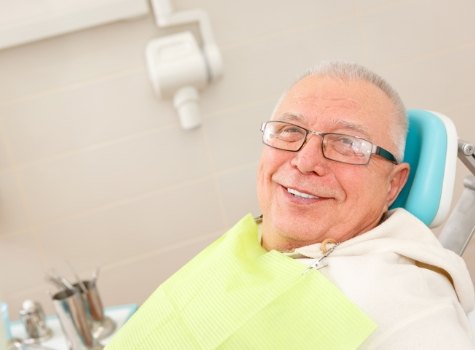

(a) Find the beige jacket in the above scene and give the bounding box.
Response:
[288,208,475,349]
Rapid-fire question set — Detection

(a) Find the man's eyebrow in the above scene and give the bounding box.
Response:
[276,113,305,123]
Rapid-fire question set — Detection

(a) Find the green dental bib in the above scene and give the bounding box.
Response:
[106,214,376,349]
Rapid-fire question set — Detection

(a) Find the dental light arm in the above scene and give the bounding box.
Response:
[150,0,222,82]
[438,140,475,255]
[145,0,223,130]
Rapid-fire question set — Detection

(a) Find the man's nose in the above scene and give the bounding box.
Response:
[290,135,328,174]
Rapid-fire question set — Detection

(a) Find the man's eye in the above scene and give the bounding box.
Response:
[339,136,355,146]
[335,136,357,147]
[277,126,305,140]
[281,126,303,134]
[333,136,365,154]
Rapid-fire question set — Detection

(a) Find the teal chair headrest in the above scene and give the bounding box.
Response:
[390,109,457,227]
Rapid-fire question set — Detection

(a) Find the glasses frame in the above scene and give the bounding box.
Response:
[260,120,399,165]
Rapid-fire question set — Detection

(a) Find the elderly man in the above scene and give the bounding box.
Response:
[105,62,474,349]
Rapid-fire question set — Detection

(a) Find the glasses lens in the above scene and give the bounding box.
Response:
[323,134,372,165]
[263,122,306,151]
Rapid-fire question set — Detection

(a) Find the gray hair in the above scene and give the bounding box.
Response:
[273,61,408,161]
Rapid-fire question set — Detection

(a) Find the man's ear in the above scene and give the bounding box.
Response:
[386,162,410,207]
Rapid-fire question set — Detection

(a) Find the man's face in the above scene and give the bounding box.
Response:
[257,75,409,251]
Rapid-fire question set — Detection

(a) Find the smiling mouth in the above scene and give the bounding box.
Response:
[287,187,319,199]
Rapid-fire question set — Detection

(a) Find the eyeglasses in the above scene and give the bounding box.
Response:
[260,121,398,165]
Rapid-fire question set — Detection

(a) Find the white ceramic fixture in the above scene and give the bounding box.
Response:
[145,0,223,130]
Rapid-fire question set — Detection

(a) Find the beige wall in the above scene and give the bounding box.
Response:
[1,0,475,319]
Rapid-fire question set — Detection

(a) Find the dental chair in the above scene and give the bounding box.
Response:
[390,109,475,327]
[391,109,475,254]
[392,109,475,328]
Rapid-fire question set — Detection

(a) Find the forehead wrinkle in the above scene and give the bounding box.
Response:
[274,112,305,123]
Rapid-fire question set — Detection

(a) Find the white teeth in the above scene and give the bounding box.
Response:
[287,188,317,199]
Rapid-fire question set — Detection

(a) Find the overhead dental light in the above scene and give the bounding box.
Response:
[145,0,223,130]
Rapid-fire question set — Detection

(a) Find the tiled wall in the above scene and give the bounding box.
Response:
[1,0,475,318]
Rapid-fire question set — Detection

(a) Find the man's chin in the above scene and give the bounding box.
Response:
[270,217,327,247]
